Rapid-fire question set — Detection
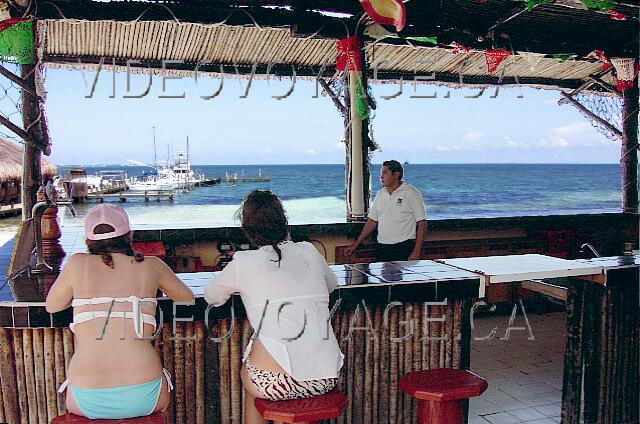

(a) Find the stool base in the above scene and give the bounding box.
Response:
[416,399,464,424]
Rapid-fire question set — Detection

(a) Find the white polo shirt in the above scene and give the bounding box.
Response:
[368,182,427,244]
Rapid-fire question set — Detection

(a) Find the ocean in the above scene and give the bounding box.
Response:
[0,163,624,234]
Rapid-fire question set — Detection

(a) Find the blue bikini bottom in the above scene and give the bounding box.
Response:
[60,369,173,419]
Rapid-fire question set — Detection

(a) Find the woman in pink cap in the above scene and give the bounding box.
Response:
[46,204,194,419]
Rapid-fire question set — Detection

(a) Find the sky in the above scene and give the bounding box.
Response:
[19,66,622,165]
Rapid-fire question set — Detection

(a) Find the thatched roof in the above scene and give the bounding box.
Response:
[0,137,57,183]
[30,0,638,90]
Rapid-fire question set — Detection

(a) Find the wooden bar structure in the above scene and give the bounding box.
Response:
[0,0,637,423]
[0,290,476,424]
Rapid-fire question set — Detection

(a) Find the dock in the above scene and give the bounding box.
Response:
[0,203,21,218]
[87,190,174,203]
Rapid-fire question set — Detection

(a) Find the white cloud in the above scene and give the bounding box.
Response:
[538,137,569,148]
[506,138,530,149]
[435,144,467,152]
[464,130,485,142]
[335,141,345,149]
[258,148,272,154]
[304,148,317,155]
[551,122,593,138]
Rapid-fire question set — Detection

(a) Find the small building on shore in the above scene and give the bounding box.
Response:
[0,137,57,217]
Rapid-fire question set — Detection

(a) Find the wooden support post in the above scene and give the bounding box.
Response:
[621,79,638,214]
[342,32,372,222]
[20,63,42,220]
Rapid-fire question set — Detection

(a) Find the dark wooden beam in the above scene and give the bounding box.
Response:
[21,63,43,219]
[587,75,620,97]
[558,69,613,105]
[0,65,35,95]
[621,79,638,214]
[0,114,32,144]
[561,92,623,139]
[318,77,346,117]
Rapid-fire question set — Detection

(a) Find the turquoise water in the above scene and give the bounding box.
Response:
[45,163,624,228]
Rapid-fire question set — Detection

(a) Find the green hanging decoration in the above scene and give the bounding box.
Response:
[354,79,369,121]
[580,0,614,11]
[406,36,438,45]
[550,53,576,63]
[524,0,552,10]
[0,20,34,65]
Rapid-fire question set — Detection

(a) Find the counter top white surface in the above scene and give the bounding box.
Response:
[440,254,604,284]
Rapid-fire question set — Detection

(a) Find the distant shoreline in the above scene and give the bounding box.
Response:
[56,162,621,167]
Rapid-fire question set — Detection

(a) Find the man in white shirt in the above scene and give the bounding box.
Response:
[345,160,427,262]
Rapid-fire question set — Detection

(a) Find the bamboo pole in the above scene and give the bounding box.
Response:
[61,329,73,372]
[338,306,349,424]
[363,304,373,424]
[240,319,251,423]
[452,300,462,368]
[53,329,66,415]
[23,330,38,424]
[161,325,175,423]
[43,328,58,421]
[334,306,345,424]
[12,330,27,424]
[204,322,221,424]
[562,281,585,423]
[346,308,355,424]
[429,305,439,370]
[194,322,206,424]
[32,329,47,424]
[371,306,381,424]
[218,319,231,424]
[173,323,186,424]
[0,328,16,424]
[445,303,453,368]
[229,317,242,424]
[380,304,390,424]
[184,322,195,424]
[353,306,364,424]
[411,302,421,421]
[389,307,398,424]
[402,305,413,424]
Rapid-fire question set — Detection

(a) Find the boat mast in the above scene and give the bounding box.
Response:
[152,126,157,168]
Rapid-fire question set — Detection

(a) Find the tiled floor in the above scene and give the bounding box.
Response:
[469,310,565,424]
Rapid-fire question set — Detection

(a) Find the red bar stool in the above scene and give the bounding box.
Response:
[254,390,348,424]
[51,412,165,424]
[399,368,488,424]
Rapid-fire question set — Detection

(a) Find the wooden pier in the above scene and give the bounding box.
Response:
[0,203,21,218]
[87,190,174,203]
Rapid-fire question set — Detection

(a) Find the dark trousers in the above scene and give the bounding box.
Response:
[376,239,416,262]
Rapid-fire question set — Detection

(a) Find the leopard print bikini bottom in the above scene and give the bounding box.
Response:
[245,356,337,401]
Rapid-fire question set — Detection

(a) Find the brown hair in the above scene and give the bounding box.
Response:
[238,190,288,265]
[85,224,144,268]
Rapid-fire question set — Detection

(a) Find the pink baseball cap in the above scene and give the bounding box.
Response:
[84,204,131,240]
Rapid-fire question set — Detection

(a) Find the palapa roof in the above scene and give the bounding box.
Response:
[24,0,640,89]
[0,137,57,183]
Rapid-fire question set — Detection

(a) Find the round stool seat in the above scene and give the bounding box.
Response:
[255,390,348,423]
[399,368,488,402]
[51,412,165,424]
